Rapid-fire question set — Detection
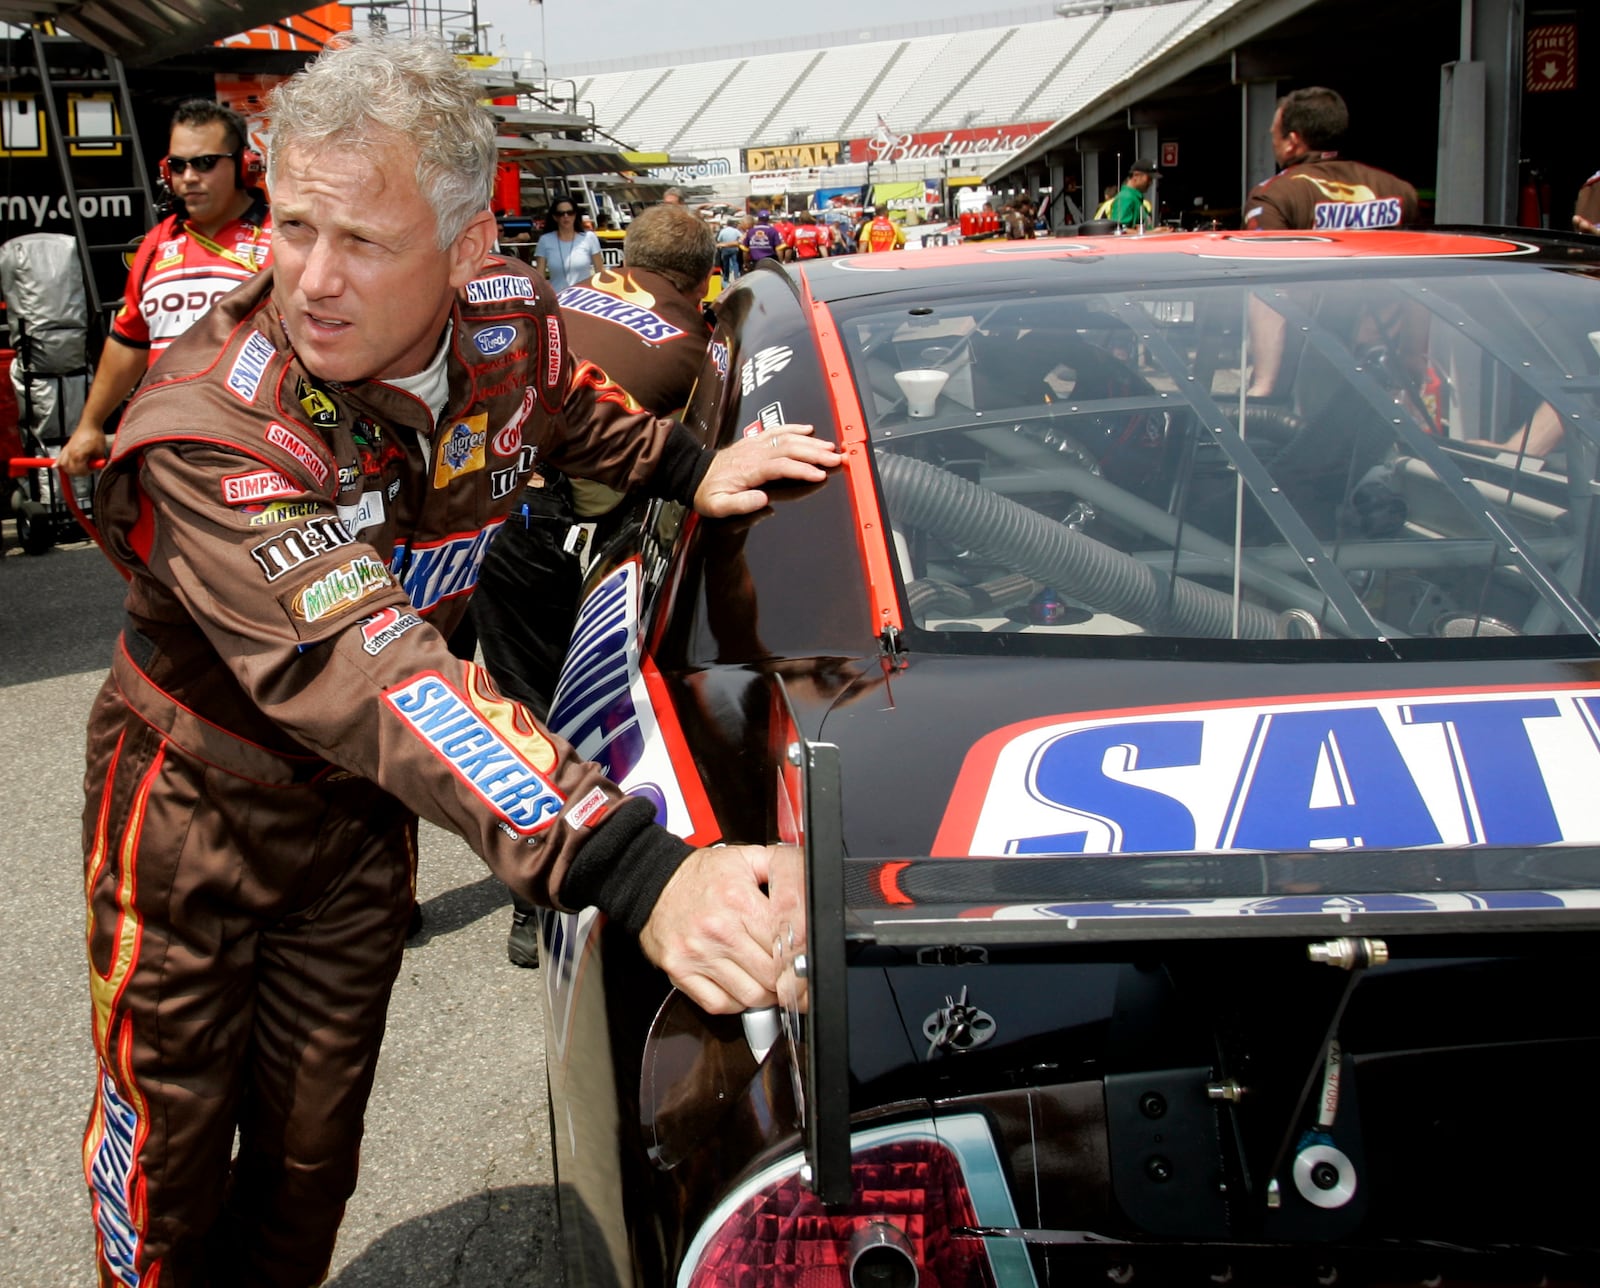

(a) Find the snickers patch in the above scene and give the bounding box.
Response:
[557,286,685,344]
[226,331,276,403]
[385,672,564,834]
[466,274,537,305]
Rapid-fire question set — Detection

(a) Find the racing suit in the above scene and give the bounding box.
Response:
[473,265,712,714]
[862,216,904,253]
[81,258,709,1287]
[110,193,273,366]
[1245,155,1418,231]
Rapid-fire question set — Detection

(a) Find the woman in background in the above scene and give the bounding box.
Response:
[535,198,604,291]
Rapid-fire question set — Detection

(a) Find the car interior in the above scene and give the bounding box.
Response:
[839,269,1600,648]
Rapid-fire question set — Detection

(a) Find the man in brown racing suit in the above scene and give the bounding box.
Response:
[79,37,839,1288]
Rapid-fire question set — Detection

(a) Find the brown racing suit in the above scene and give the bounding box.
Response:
[471,265,711,715]
[81,258,709,1287]
[1245,155,1419,231]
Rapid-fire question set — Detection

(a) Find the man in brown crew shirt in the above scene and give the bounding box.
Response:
[1245,86,1418,231]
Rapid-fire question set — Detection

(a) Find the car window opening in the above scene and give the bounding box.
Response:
[833,268,1600,652]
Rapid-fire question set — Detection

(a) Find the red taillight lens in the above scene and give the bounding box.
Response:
[687,1138,998,1287]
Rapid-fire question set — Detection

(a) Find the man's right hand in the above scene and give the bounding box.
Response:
[638,844,778,1015]
[59,421,108,477]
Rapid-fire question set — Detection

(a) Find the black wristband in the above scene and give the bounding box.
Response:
[562,794,694,934]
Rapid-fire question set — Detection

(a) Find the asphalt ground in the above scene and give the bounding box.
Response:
[0,527,564,1286]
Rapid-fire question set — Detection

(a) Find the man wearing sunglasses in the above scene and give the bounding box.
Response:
[60,100,271,476]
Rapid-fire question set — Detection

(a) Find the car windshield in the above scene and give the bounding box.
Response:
[836,262,1600,651]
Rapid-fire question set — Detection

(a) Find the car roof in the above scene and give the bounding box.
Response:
[794,228,1600,304]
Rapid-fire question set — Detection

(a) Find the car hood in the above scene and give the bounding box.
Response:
[821,651,1600,863]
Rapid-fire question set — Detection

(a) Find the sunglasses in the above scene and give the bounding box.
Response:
[553,209,576,217]
[165,152,237,175]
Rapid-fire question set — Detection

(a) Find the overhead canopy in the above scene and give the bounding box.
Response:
[985,0,1319,184]
[1,0,312,65]
[501,136,636,179]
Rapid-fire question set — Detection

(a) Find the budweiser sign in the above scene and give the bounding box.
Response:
[849,122,1053,165]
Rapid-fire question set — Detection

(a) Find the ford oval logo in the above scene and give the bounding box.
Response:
[475,324,517,356]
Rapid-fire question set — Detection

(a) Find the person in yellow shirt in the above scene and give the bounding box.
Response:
[861,207,906,253]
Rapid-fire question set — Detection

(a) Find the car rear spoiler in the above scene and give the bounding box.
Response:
[770,682,1600,1205]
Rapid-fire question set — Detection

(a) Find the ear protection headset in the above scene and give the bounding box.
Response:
[157,103,265,195]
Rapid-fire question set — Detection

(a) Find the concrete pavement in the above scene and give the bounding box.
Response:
[0,535,563,1286]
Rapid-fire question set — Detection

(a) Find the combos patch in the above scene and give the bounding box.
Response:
[290,555,392,623]
[226,331,277,403]
[385,671,563,834]
[359,605,425,655]
[432,413,489,488]
[466,274,537,306]
[475,323,518,356]
[250,514,353,582]
[223,468,297,506]
[266,422,330,486]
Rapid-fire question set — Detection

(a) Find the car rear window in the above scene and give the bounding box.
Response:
[836,265,1600,652]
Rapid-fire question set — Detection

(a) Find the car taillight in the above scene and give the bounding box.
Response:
[686,1138,998,1288]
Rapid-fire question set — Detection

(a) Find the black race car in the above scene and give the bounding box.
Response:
[537,228,1600,1286]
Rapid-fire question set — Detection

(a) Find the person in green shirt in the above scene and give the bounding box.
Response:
[1108,157,1160,229]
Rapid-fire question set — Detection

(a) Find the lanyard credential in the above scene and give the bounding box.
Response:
[185,221,267,273]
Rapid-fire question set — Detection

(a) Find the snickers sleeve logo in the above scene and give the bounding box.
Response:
[385,671,564,834]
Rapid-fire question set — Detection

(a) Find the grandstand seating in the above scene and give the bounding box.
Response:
[562,0,1244,157]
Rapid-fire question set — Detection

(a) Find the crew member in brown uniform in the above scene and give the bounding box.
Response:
[77,37,838,1288]
[473,202,716,965]
[1244,87,1419,398]
[1245,86,1418,231]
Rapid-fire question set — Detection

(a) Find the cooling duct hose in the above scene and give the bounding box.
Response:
[877,452,1281,639]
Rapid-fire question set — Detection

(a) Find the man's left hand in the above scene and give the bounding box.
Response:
[694,424,843,517]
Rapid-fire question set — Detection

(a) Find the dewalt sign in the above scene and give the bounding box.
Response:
[741,141,845,172]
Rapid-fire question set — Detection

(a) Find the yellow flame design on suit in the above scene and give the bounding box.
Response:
[1295,177,1379,203]
[589,269,658,308]
[464,662,559,772]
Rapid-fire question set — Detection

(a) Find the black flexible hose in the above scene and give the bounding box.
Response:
[878,452,1281,638]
